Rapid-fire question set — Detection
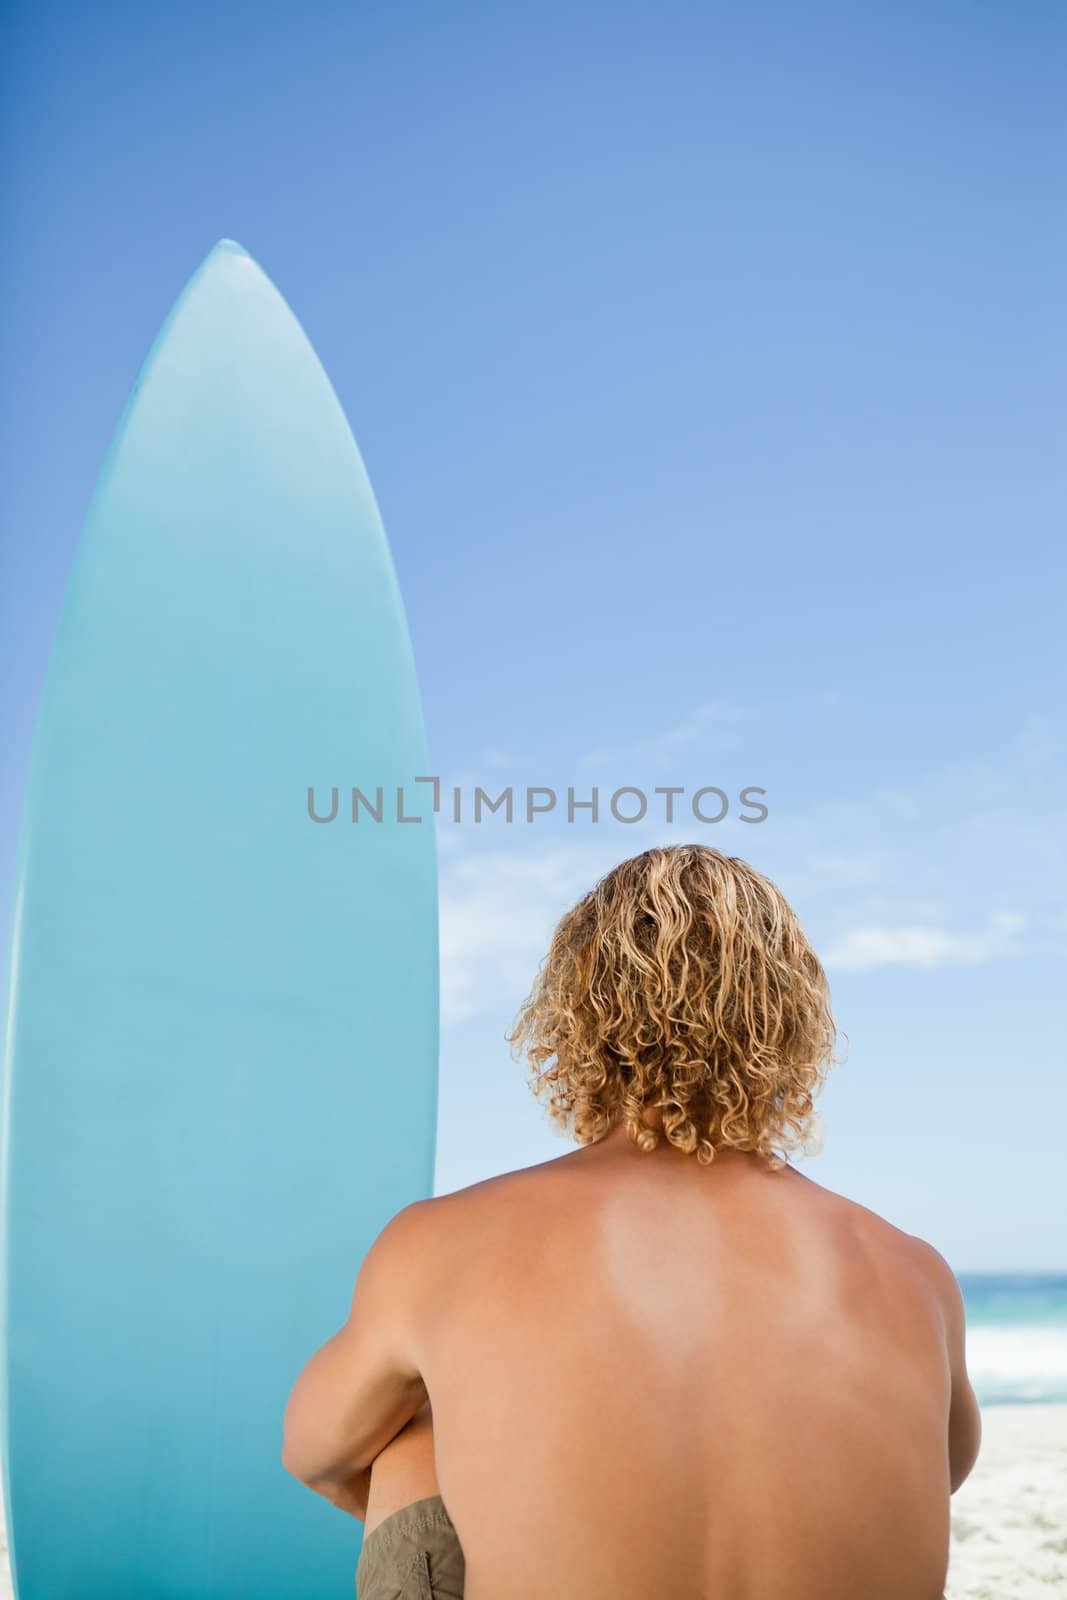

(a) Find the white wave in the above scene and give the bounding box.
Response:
[966,1324,1067,1403]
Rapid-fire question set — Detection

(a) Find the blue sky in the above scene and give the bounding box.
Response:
[2,3,1064,1270]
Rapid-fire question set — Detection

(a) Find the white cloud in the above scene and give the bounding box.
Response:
[439,842,616,1027]
[824,912,1024,973]
[434,718,1063,1027]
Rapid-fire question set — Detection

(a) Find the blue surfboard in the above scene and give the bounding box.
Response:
[0,240,438,1597]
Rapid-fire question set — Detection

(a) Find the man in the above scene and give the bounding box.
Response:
[283,844,981,1599]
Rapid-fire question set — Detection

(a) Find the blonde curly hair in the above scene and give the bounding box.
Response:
[507,844,838,1166]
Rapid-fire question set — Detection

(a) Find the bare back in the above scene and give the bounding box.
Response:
[406,1140,961,1600]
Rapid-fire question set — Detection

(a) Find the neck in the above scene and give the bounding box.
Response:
[584,1110,777,1169]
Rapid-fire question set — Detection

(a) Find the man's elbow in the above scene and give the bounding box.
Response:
[949,1448,979,1494]
[281,1423,371,1489]
[281,1396,309,1482]
[281,1414,334,1487]
[281,1435,316,1485]
[949,1393,982,1493]
[281,1441,344,1488]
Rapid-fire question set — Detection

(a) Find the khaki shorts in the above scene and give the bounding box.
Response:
[356,1494,465,1599]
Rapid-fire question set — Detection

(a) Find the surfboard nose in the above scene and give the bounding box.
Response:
[208,236,252,261]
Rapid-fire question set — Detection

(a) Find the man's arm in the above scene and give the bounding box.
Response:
[912,1238,982,1493]
[281,1200,432,1494]
[300,1466,373,1521]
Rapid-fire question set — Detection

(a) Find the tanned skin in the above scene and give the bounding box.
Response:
[283,1108,980,1599]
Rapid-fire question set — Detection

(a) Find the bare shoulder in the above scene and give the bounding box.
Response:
[370,1156,568,1269]
[425,1147,583,1213]
[899,1232,968,1334]
[797,1173,961,1305]
[830,1186,966,1335]
[793,1170,921,1251]
[354,1196,442,1291]
[349,1195,462,1340]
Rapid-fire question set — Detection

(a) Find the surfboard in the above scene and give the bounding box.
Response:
[0,239,439,1597]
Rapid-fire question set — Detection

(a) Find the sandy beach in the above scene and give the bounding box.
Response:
[945,1403,1067,1598]
[0,1403,1063,1596]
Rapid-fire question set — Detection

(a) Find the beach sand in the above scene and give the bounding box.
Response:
[945,1403,1067,1598]
[0,1403,1063,1597]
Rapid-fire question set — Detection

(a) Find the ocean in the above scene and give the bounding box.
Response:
[961,1274,1067,1406]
